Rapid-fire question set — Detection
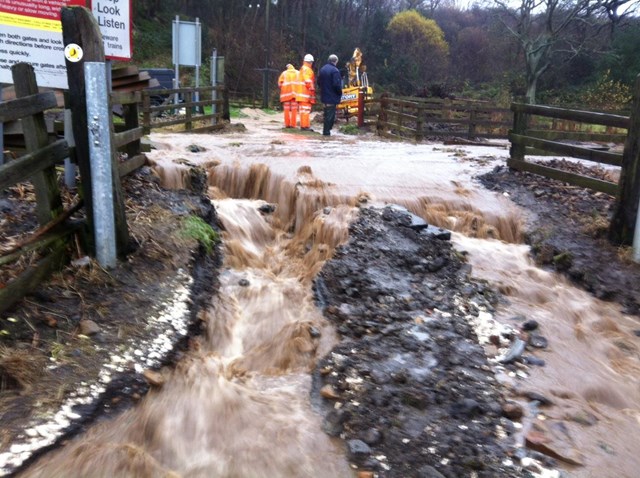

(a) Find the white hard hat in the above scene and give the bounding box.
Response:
[304,54,314,62]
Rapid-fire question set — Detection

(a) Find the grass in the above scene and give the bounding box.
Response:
[340,123,361,135]
[180,215,219,254]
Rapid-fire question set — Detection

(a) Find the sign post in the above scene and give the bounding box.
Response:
[172,16,201,106]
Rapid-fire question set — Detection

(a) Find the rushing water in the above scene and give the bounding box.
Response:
[17,110,640,477]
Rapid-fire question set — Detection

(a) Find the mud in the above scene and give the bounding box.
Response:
[313,205,520,477]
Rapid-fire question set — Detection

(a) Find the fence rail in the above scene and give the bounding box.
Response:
[141,86,226,134]
[508,103,630,196]
[376,96,512,141]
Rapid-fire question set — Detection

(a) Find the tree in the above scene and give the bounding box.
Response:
[386,10,449,93]
[491,0,635,104]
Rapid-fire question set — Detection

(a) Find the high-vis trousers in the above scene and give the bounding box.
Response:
[298,102,312,129]
[282,101,297,128]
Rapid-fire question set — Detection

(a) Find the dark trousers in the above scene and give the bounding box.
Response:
[323,104,337,135]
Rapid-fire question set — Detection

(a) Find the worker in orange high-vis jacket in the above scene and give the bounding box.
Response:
[296,53,316,131]
[278,63,298,128]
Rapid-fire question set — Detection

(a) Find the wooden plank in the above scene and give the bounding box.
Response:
[12,63,63,227]
[0,140,68,189]
[118,154,147,177]
[0,220,83,267]
[507,157,618,195]
[510,133,623,166]
[110,90,142,105]
[111,65,139,79]
[0,244,67,314]
[114,126,144,148]
[528,129,627,143]
[512,102,629,129]
[0,92,58,122]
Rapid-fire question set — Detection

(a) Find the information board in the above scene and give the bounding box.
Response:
[0,0,85,88]
[0,0,132,89]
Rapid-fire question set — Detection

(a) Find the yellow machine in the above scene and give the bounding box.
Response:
[338,48,374,115]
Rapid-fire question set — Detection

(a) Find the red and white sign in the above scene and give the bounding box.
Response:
[90,0,132,61]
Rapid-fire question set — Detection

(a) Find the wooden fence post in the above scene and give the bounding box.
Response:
[443,98,451,120]
[609,74,640,245]
[123,101,141,158]
[468,107,478,139]
[509,103,528,167]
[415,103,424,142]
[185,90,193,131]
[61,6,129,257]
[377,95,388,136]
[11,63,63,226]
[142,92,151,134]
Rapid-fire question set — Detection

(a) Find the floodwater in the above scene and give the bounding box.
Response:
[19,110,640,477]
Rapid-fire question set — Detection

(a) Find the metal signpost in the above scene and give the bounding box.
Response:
[172,16,202,106]
[211,49,224,125]
[85,61,116,269]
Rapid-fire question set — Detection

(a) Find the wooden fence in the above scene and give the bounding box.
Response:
[140,86,226,134]
[376,96,512,141]
[0,65,77,314]
[508,103,630,195]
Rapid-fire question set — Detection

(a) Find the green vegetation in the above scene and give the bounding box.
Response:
[340,123,361,135]
[181,215,219,254]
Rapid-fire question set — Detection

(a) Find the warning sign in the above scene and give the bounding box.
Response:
[91,0,132,61]
[0,0,132,88]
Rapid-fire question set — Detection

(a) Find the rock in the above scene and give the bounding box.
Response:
[427,257,447,272]
[143,369,165,387]
[362,427,382,445]
[523,391,554,406]
[347,439,371,463]
[502,401,524,420]
[322,409,346,437]
[566,410,598,426]
[238,278,250,287]
[0,199,14,213]
[308,326,321,338]
[525,425,584,466]
[450,398,482,418]
[417,465,447,478]
[357,472,374,478]
[422,225,452,241]
[71,256,92,268]
[521,320,539,331]
[522,356,546,367]
[187,144,206,152]
[497,338,526,364]
[528,334,548,348]
[320,384,340,399]
[258,203,276,214]
[78,320,100,336]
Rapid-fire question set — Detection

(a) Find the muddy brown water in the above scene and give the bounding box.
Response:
[14,110,640,477]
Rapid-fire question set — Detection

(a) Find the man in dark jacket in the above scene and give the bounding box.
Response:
[317,54,343,136]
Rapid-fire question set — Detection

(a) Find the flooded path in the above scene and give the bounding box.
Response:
[15,110,640,477]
